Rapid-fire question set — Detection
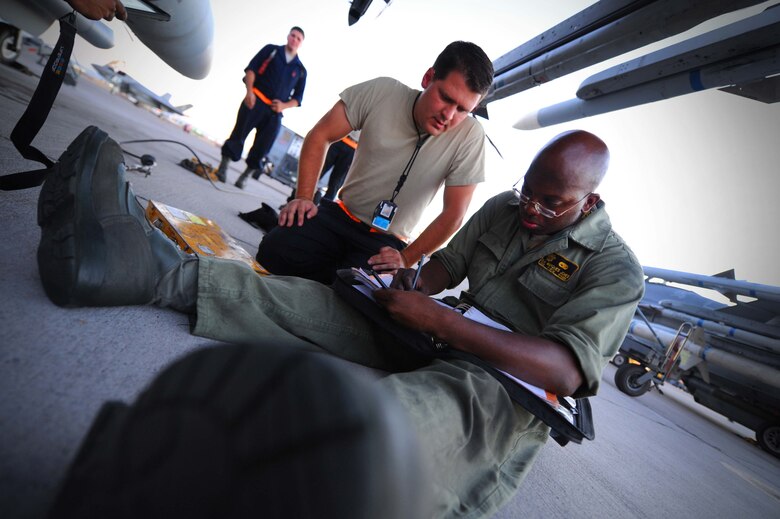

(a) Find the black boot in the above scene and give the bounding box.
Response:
[37,126,193,308]
[234,168,258,190]
[48,343,429,519]
[215,155,230,183]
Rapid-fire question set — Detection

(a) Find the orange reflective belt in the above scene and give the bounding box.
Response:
[335,199,408,242]
[341,136,358,149]
[252,87,273,106]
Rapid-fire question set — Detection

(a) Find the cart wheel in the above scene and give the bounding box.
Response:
[0,25,20,65]
[614,364,651,397]
[756,422,780,458]
[611,353,627,367]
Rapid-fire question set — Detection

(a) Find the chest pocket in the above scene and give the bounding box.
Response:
[517,260,576,308]
[476,231,507,260]
[470,232,508,285]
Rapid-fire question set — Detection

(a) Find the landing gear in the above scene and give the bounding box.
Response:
[614,363,652,397]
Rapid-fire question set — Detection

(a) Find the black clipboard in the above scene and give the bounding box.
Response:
[332,269,595,446]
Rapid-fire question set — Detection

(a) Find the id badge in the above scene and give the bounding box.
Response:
[371,200,397,231]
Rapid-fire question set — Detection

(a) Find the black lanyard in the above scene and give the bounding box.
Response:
[1,13,76,190]
[389,93,430,203]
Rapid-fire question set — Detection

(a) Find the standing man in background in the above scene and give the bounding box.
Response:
[215,27,307,188]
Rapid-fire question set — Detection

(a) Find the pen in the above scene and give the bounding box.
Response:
[411,254,425,289]
[367,268,389,289]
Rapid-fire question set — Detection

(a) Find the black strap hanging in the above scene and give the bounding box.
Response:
[0,13,77,190]
[387,93,430,203]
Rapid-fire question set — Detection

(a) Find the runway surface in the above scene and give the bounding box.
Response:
[1,53,779,518]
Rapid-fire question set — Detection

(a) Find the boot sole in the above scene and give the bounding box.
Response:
[48,344,425,518]
[37,127,111,306]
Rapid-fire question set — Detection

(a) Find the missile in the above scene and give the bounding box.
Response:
[577,5,780,99]
[643,266,780,304]
[627,320,780,391]
[513,8,780,130]
[480,0,766,112]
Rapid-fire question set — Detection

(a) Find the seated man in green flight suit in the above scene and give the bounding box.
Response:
[38,128,644,518]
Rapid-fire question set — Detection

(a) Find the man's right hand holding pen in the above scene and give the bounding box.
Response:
[376,256,456,335]
[389,254,431,293]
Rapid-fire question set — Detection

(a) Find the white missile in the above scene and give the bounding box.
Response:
[643,266,780,304]
[481,0,766,110]
[513,8,780,130]
[577,5,780,99]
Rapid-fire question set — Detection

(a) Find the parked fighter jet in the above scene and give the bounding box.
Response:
[474,0,780,128]
[92,62,192,115]
[0,0,213,78]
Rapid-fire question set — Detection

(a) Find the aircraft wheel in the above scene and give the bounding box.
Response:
[0,25,20,65]
[614,364,651,397]
[756,422,780,458]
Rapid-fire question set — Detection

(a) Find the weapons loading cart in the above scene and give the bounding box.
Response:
[613,267,780,458]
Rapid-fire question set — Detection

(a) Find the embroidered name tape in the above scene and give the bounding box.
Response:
[537,253,579,282]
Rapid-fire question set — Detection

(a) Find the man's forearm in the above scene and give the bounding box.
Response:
[296,133,330,200]
[432,313,584,396]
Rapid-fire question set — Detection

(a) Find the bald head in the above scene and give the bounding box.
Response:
[517,130,610,235]
[532,130,610,193]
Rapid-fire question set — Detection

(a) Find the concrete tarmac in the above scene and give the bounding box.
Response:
[2,55,779,518]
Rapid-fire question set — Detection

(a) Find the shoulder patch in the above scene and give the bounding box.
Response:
[537,253,579,282]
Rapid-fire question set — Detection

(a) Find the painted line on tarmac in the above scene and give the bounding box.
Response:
[721,462,780,503]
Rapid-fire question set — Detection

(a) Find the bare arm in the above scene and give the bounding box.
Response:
[369,184,477,272]
[374,283,584,396]
[278,100,353,227]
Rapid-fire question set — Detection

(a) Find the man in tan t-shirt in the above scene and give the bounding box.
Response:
[256,41,494,284]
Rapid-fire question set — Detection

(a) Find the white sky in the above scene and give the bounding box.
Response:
[42,0,780,287]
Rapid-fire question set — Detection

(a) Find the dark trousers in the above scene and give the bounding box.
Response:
[322,140,356,201]
[221,101,281,169]
[288,139,356,202]
[256,200,406,284]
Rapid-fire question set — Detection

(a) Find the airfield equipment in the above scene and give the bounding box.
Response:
[614,267,780,458]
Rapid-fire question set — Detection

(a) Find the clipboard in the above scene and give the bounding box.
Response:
[333,269,595,446]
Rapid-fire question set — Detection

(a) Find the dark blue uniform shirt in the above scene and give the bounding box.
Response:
[245,44,306,107]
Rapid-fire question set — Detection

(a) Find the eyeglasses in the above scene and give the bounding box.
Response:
[512,182,591,219]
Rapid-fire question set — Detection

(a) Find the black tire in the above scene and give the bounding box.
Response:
[49,343,426,519]
[611,353,627,367]
[756,422,780,459]
[0,24,20,65]
[614,363,652,397]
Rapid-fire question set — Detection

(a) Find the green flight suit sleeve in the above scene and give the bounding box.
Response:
[539,241,645,398]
